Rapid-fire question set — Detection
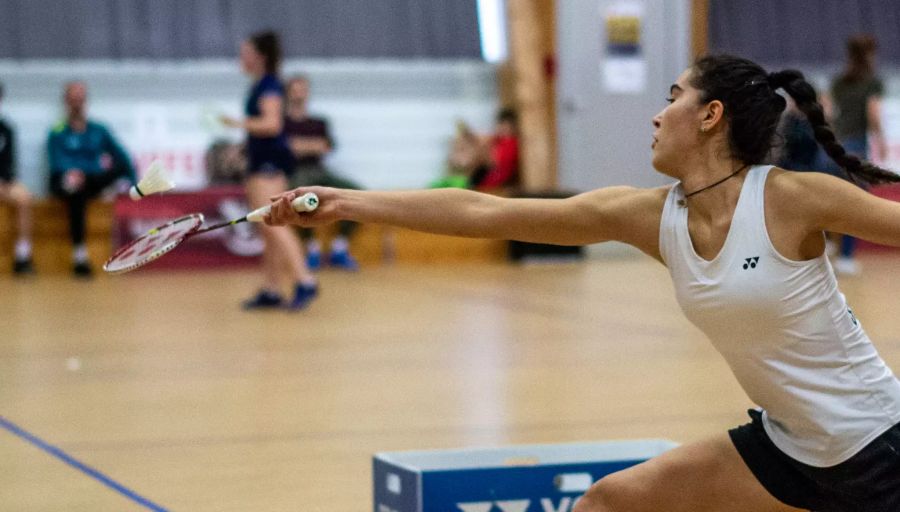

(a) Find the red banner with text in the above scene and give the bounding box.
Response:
[113,186,262,270]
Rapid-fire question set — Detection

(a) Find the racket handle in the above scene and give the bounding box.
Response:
[246,192,319,222]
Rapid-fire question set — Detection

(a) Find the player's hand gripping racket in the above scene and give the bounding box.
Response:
[103,193,318,274]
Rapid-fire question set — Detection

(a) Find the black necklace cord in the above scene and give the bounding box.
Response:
[678,164,751,207]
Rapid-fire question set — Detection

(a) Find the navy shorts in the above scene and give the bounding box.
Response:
[729,409,900,512]
[247,151,295,176]
[246,141,295,177]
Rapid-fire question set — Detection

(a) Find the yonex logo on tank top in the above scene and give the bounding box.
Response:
[742,256,760,270]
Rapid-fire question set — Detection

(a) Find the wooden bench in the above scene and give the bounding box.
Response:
[0,199,507,274]
[0,199,114,274]
[324,224,507,265]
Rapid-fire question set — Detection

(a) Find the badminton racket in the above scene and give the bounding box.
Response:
[103,192,318,274]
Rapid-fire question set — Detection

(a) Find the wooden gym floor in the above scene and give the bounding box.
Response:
[1,253,899,511]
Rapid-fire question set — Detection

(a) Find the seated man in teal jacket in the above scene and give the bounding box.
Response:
[48,81,136,277]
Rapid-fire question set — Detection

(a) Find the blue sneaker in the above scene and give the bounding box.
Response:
[242,290,283,310]
[328,250,359,271]
[306,251,321,271]
[287,282,318,311]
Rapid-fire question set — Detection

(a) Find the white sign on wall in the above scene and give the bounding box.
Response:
[123,101,240,191]
[601,0,646,94]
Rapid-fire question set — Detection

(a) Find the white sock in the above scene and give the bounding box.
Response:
[330,236,349,253]
[73,245,89,263]
[306,239,321,254]
[14,239,32,260]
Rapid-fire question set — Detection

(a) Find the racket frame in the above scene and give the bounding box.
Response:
[103,192,319,274]
[103,214,205,274]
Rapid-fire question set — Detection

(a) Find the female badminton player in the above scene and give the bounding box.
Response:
[221,31,317,310]
[267,55,900,511]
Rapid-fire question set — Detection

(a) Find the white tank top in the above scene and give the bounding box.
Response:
[659,165,900,467]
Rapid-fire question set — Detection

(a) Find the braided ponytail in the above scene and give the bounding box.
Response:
[768,69,899,186]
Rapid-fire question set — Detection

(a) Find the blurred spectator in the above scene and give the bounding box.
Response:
[823,34,886,276]
[284,75,361,271]
[431,120,489,189]
[205,139,247,185]
[48,81,136,278]
[470,108,520,191]
[0,82,35,274]
[775,96,820,172]
[433,108,519,192]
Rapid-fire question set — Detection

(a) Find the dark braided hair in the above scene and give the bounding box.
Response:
[692,54,899,186]
[248,30,282,75]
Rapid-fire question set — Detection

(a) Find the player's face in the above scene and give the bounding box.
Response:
[240,41,263,75]
[651,68,706,176]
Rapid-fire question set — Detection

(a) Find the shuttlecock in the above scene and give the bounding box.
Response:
[129,161,175,200]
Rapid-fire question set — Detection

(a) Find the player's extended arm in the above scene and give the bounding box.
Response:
[266,186,667,260]
[780,171,900,247]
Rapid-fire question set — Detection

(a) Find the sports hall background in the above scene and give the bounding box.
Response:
[1,1,899,511]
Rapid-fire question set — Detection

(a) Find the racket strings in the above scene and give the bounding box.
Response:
[104,215,204,273]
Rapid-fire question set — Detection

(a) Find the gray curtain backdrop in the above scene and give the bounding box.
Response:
[710,0,900,66]
[0,0,481,59]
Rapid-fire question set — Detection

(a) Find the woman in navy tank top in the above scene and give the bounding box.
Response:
[222,31,317,310]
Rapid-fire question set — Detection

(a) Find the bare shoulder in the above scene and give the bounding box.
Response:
[768,166,900,246]
[573,185,669,225]
[584,185,669,262]
[585,184,669,211]
[766,167,859,211]
[614,185,669,223]
[630,184,671,204]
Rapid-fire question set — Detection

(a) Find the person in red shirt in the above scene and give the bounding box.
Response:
[469,108,519,191]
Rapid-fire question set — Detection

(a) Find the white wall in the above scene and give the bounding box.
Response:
[556,0,691,191]
[554,8,900,195]
[0,59,498,196]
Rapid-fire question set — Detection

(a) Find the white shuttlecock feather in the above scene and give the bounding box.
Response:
[129,162,175,200]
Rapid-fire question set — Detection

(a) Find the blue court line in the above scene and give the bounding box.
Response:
[0,415,169,512]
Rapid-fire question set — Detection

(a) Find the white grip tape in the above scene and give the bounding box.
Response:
[246,192,319,222]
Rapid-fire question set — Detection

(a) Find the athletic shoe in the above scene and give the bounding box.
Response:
[13,258,35,275]
[73,261,93,278]
[834,257,861,276]
[287,282,318,311]
[306,251,321,271]
[242,290,283,310]
[328,250,359,271]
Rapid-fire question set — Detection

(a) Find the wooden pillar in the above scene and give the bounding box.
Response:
[506,0,557,191]
[691,0,710,58]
